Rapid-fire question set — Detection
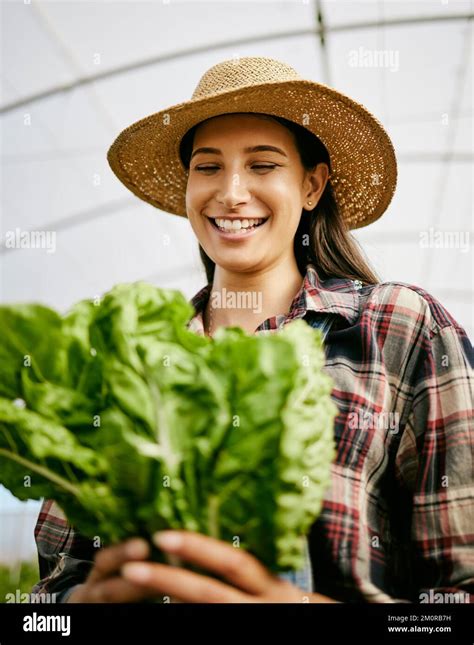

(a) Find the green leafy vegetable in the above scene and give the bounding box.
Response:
[0,283,337,572]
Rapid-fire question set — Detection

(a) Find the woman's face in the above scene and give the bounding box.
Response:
[185,113,328,275]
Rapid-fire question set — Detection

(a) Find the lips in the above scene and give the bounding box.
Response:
[206,212,268,219]
[206,215,268,222]
[210,218,266,232]
[206,216,269,239]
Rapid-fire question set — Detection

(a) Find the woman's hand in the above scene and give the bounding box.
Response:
[120,530,337,603]
[67,538,158,603]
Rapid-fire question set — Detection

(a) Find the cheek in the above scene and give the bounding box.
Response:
[269,187,303,229]
[186,176,211,204]
[264,178,301,210]
[185,185,208,230]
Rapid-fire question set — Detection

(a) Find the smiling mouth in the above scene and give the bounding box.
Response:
[208,218,268,233]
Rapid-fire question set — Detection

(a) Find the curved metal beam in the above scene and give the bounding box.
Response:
[1,13,472,114]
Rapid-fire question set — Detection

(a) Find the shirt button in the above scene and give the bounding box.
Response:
[353,279,363,290]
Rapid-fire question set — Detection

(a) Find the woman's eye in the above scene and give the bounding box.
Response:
[195,165,219,172]
[194,164,277,173]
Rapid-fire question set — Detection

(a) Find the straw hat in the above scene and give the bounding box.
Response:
[107,56,397,230]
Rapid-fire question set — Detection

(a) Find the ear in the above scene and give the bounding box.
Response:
[303,163,330,211]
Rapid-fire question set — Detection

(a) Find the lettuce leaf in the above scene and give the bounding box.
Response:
[0,283,337,572]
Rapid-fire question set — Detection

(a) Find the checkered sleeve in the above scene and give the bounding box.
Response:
[30,498,96,602]
[395,298,474,601]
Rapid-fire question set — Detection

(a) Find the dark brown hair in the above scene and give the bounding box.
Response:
[179,113,381,285]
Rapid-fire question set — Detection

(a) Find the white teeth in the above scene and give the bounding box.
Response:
[214,218,264,230]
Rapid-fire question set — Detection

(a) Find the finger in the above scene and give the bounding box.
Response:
[86,577,161,603]
[121,561,251,603]
[152,531,276,595]
[89,538,150,582]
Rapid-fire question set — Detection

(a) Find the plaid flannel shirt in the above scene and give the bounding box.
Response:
[31,262,474,603]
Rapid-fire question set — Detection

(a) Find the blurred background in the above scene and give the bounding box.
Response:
[0,0,472,594]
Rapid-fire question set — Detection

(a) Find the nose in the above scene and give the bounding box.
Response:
[215,171,251,209]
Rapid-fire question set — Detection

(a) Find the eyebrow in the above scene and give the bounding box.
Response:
[190,145,288,160]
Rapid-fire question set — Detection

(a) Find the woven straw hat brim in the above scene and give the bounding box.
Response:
[107,78,397,230]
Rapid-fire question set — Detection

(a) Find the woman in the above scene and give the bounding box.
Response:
[32,57,473,604]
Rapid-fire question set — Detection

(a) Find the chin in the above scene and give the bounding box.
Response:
[214,255,265,274]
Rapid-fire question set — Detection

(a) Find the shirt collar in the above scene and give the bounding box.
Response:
[188,262,361,334]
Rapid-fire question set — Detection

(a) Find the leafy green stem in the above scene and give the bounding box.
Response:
[0,448,81,497]
[207,494,220,540]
